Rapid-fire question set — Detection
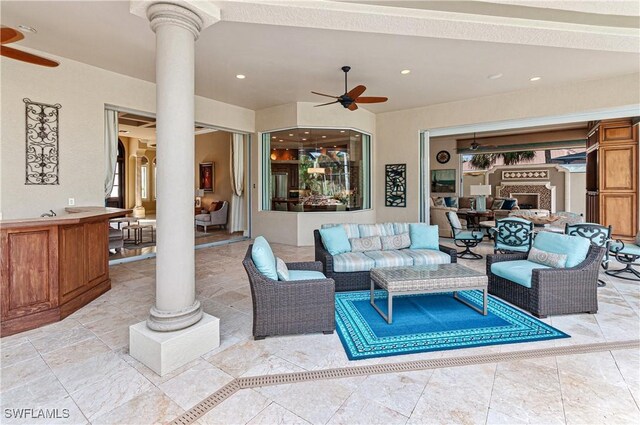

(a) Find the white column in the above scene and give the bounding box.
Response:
[129,1,219,376]
[132,156,146,218]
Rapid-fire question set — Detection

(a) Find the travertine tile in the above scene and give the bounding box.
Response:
[327,391,408,425]
[91,387,183,425]
[0,340,40,367]
[247,402,311,425]
[1,355,53,393]
[30,325,95,354]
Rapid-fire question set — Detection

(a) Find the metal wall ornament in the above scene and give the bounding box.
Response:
[385,163,406,207]
[24,98,61,185]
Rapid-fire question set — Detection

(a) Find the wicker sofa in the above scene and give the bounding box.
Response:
[314,223,457,292]
[242,245,335,339]
[487,245,605,318]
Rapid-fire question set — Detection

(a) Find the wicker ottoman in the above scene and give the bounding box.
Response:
[370,264,488,324]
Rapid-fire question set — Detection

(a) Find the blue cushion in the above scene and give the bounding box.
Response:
[319,226,351,255]
[495,241,529,252]
[402,249,451,265]
[501,199,517,210]
[455,231,483,241]
[333,252,376,272]
[252,236,277,280]
[363,250,414,268]
[491,260,551,288]
[287,270,327,281]
[611,242,640,257]
[409,223,439,250]
[533,232,590,268]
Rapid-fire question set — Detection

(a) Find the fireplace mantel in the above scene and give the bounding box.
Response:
[496,182,556,212]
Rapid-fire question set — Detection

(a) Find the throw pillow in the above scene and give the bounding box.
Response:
[409,223,439,250]
[350,236,382,252]
[381,233,411,250]
[528,247,567,268]
[491,199,504,210]
[251,236,278,280]
[319,226,351,255]
[501,199,517,210]
[444,197,459,208]
[458,197,472,209]
[276,257,290,281]
[433,197,446,208]
[533,232,590,268]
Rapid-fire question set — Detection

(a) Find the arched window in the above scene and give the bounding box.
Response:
[107,140,126,208]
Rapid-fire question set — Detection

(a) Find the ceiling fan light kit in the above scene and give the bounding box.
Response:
[312,65,388,111]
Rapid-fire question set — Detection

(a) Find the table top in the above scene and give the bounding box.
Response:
[457,210,494,217]
[371,264,487,292]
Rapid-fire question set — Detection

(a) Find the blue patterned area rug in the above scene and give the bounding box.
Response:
[335,290,569,360]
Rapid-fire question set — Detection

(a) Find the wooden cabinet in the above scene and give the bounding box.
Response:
[586,119,639,241]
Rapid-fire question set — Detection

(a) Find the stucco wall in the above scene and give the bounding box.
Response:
[195,131,233,209]
[375,73,640,224]
[0,50,254,219]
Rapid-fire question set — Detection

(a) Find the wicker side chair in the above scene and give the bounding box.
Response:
[565,223,612,287]
[242,245,336,340]
[487,245,605,318]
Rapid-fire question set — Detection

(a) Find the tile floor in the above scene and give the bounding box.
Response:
[1,240,639,424]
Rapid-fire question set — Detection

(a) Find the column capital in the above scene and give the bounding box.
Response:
[130,1,220,39]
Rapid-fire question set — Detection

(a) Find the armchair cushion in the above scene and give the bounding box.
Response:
[495,242,529,253]
[276,257,290,281]
[409,223,439,250]
[491,259,551,288]
[611,242,640,256]
[533,232,590,268]
[528,247,567,268]
[319,226,351,255]
[288,270,327,281]
[252,236,278,280]
[456,231,483,241]
[195,213,211,222]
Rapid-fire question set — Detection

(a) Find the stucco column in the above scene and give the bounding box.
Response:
[146,3,202,331]
[132,156,145,218]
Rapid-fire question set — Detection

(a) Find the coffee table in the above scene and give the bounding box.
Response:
[370,264,488,324]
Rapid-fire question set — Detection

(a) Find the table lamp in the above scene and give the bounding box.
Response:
[194,189,205,207]
[469,185,492,212]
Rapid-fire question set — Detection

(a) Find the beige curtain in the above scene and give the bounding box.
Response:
[229,133,245,234]
[104,108,118,198]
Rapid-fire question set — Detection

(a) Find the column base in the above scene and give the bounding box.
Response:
[132,206,146,218]
[129,313,220,376]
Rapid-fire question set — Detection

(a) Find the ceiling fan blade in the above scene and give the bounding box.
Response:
[348,103,358,111]
[311,91,339,99]
[314,100,339,107]
[347,85,366,100]
[1,27,24,45]
[0,45,59,67]
[354,96,388,104]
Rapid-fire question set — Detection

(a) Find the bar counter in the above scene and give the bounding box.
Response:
[0,207,131,336]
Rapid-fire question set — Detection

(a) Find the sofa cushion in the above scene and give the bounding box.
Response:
[319,226,351,255]
[409,223,439,250]
[358,223,394,237]
[333,252,376,272]
[501,199,517,210]
[490,199,504,210]
[321,223,360,239]
[433,197,446,207]
[381,233,411,250]
[393,222,410,235]
[533,232,590,268]
[287,270,327,281]
[252,236,278,280]
[491,260,551,288]
[444,197,458,208]
[528,247,567,268]
[195,213,211,222]
[350,236,382,253]
[402,249,451,266]
[276,257,290,281]
[363,250,414,268]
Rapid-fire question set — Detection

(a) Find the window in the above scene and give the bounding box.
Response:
[110,162,120,198]
[141,157,149,200]
[262,128,371,212]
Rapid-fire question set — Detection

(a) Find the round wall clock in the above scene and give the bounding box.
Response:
[436,150,450,164]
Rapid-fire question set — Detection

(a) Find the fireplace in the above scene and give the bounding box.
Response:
[511,194,539,209]
[496,182,556,212]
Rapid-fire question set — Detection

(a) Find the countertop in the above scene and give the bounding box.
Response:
[0,207,132,229]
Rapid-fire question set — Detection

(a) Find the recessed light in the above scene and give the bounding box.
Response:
[322,135,327,138]
[18,25,37,33]
[340,130,345,133]
[333,145,337,148]
[235,74,246,79]
[401,69,411,75]
[302,138,307,141]
[271,136,276,139]
[530,76,542,82]
[355,134,360,137]
[304,131,310,134]
[279,139,283,142]
[488,73,503,80]
[286,148,289,151]
[288,133,293,136]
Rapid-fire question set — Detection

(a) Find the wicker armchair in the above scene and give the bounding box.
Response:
[313,230,457,292]
[242,246,335,340]
[486,246,605,318]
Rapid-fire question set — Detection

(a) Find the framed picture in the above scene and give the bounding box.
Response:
[431,169,456,193]
[199,162,214,192]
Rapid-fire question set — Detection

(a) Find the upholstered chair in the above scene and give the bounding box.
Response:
[446,211,484,259]
[195,201,228,232]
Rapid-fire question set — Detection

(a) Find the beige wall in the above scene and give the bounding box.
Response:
[375,73,640,224]
[569,172,586,216]
[195,132,233,208]
[0,49,254,219]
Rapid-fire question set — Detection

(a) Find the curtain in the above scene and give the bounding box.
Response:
[229,133,246,234]
[104,108,118,198]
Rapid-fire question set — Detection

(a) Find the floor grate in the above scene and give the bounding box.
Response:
[168,339,639,425]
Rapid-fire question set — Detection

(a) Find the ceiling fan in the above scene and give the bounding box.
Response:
[1,26,59,67]
[311,66,388,111]
[457,133,497,152]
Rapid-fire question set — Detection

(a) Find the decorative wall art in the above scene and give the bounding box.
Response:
[502,169,549,180]
[431,169,456,193]
[24,98,61,185]
[385,164,406,207]
[436,150,451,164]
[199,162,214,192]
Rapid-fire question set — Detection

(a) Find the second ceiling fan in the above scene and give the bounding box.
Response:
[312,66,388,111]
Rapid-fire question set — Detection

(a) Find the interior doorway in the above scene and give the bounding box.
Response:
[105,139,126,208]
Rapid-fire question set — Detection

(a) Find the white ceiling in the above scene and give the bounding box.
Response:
[1,1,638,113]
